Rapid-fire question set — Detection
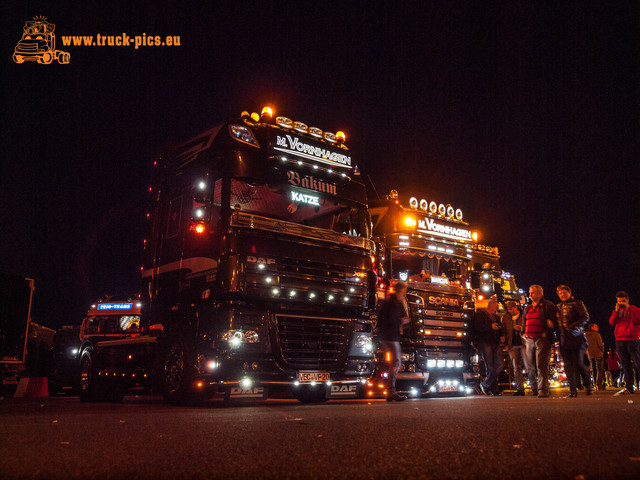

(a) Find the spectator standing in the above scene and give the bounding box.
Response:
[522,285,558,397]
[472,299,503,395]
[377,280,410,401]
[502,301,529,396]
[605,348,622,387]
[556,285,592,397]
[608,291,640,394]
[584,323,605,390]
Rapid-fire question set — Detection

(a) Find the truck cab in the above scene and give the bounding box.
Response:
[367,192,476,397]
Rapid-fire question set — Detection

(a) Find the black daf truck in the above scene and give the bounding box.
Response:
[366,192,477,397]
[78,107,376,404]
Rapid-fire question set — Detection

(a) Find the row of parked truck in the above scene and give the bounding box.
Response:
[2,106,522,404]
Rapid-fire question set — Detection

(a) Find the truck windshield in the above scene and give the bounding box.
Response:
[83,315,141,334]
[390,249,468,285]
[225,179,369,237]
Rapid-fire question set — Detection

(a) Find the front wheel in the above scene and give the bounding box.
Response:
[79,350,102,402]
[155,329,199,405]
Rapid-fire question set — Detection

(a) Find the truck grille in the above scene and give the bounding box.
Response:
[274,315,350,370]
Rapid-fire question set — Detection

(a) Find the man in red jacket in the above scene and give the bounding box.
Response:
[609,291,640,394]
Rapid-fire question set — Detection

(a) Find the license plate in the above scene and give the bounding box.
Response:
[439,384,457,392]
[298,371,330,382]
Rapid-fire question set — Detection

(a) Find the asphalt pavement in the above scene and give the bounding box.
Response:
[1,389,639,480]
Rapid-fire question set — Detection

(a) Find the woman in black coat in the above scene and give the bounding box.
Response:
[556,285,592,397]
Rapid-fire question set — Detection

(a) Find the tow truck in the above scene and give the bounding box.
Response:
[13,17,70,65]
[78,106,376,404]
[366,191,477,398]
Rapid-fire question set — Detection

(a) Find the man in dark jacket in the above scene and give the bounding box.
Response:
[522,285,558,397]
[609,291,640,394]
[473,299,503,395]
[377,280,410,401]
[556,285,592,397]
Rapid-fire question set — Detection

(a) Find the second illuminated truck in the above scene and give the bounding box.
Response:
[367,191,478,397]
[78,107,376,404]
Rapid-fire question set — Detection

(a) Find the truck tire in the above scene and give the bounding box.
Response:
[156,329,199,405]
[38,52,53,64]
[57,52,70,64]
[79,349,102,402]
[292,385,328,403]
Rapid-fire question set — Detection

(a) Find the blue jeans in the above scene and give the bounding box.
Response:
[477,342,503,393]
[379,340,402,394]
[616,340,640,391]
[508,345,531,391]
[524,336,552,394]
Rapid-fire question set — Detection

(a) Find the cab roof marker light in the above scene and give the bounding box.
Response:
[293,121,309,134]
[309,127,323,138]
[409,197,418,209]
[250,112,260,122]
[335,131,346,144]
[419,199,428,211]
[260,106,273,120]
[276,116,293,129]
[324,132,337,143]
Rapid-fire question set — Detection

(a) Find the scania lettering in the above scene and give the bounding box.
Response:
[366,191,476,397]
[78,107,375,404]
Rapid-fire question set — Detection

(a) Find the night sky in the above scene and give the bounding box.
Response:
[2,2,638,348]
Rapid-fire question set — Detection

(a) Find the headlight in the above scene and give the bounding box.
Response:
[221,330,259,347]
[355,333,372,352]
[427,359,436,368]
[437,359,446,368]
[455,360,464,368]
[228,124,259,147]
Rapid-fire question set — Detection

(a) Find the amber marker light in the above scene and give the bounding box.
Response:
[261,106,273,119]
[336,131,346,143]
[404,216,417,227]
[472,231,479,242]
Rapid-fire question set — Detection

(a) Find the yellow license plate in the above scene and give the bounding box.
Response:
[298,371,330,382]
